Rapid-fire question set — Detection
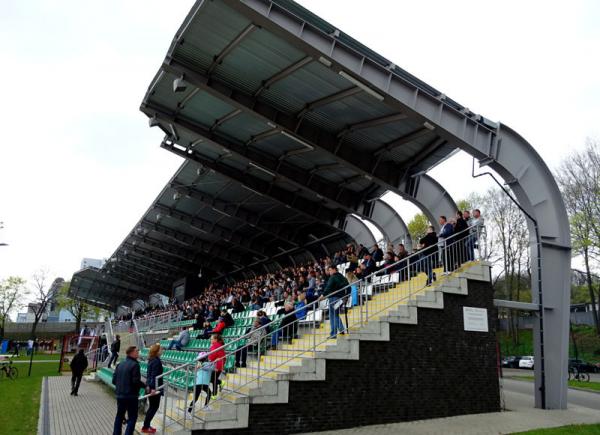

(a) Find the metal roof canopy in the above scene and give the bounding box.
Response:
[73,0,570,410]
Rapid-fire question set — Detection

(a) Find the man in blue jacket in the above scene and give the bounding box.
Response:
[112,346,146,435]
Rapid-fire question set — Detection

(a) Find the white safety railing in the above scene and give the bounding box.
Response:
[139,223,486,433]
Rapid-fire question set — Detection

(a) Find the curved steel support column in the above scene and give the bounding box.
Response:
[478,125,571,409]
[342,215,376,248]
[361,199,412,247]
[399,174,458,231]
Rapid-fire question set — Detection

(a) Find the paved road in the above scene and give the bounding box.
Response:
[501,377,600,410]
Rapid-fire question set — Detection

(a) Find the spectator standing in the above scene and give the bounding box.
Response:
[112,346,146,435]
[108,335,121,369]
[453,210,469,265]
[70,349,88,396]
[438,216,454,273]
[371,244,384,262]
[141,344,163,434]
[208,335,226,398]
[26,339,34,356]
[320,265,350,338]
[419,226,439,286]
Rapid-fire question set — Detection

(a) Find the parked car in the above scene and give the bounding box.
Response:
[519,356,534,369]
[569,358,599,373]
[501,356,522,368]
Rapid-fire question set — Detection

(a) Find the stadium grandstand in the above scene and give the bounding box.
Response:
[67,0,571,433]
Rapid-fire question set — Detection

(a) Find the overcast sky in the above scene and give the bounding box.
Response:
[0,0,598,291]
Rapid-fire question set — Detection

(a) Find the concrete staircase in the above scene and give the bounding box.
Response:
[137,261,491,433]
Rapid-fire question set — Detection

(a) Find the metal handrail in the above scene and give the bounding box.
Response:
[150,223,484,384]
[195,226,473,368]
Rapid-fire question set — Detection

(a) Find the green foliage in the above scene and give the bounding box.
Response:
[55,281,101,331]
[456,198,473,213]
[571,284,599,304]
[498,326,600,363]
[407,213,430,246]
[0,276,29,338]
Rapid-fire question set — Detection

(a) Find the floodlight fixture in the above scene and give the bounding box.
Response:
[173,75,187,93]
[149,115,160,128]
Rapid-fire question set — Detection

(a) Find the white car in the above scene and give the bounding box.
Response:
[519,356,534,369]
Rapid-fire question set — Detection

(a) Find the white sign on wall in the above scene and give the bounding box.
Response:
[463,307,489,332]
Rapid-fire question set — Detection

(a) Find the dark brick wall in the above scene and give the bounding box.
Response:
[196,279,500,435]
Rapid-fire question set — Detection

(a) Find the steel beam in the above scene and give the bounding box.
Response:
[361,199,412,247]
[144,104,366,215]
[207,23,256,75]
[254,56,313,97]
[121,243,197,274]
[131,234,228,274]
[337,113,408,138]
[160,138,343,226]
[342,215,376,248]
[153,204,270,258]
[140,219,245,267]
[169,181,299,248]
[399,174,458,231]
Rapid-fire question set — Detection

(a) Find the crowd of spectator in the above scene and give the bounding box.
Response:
[119,209,484,330]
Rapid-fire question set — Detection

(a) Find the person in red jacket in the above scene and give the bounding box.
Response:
[208,334,226,398]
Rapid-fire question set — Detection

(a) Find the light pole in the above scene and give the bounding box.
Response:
[0,221,7,246]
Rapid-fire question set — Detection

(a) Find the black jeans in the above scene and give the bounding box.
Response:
[113,398,138,435]
[143,394,161,429]
[188,384,211,411]
[71,373,83,394]
[107,352,118,368]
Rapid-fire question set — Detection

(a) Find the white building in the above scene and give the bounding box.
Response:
[80,258,105,270]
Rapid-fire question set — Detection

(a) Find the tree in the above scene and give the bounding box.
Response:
[476,187,530,344]
[456,199,473,214]
[0,276,28,340]
[55,281,101,332]
[407,213,429,247]
[29,270,56,339]
[556,138,600,335]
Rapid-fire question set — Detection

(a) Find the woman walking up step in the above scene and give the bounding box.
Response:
[141,344,163,433]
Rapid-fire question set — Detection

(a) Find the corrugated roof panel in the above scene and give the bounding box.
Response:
[253,132,308,158]
[212,30,306,96]
[313,92,394,128]
[260,62,349,115]
[217,112,271,143]
[179,91,235,126]
[172,1,251,73]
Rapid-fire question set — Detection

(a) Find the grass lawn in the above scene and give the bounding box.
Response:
[511,375,600,392]
[0,361,61,435]
[4,353,62,361]
[513,423,600,434]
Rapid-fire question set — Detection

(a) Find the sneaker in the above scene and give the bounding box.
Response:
[211,394,218,400]
[148,428,157,434]
[141,428,156,434]
[202,405,214,411]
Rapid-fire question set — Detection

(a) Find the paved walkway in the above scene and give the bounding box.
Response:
[304,381,600,435]
[39,375,600,435]
[39,375,117,435]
